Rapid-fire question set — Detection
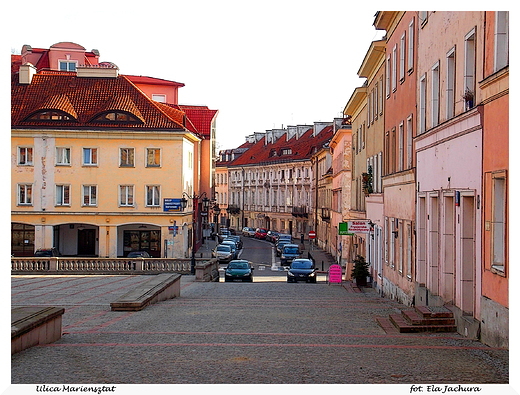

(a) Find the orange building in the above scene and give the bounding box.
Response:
[11,42,217,258]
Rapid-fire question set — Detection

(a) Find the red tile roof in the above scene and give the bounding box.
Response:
[11,72,186,130]
[126,75,185,88]
[227,125,333,167]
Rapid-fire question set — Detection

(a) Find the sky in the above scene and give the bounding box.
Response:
[6,0,385,151]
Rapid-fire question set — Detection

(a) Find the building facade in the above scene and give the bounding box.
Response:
[11,42,216,259]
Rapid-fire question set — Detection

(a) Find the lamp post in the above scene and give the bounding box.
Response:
[213,204,221,238]
[182,191,208,275]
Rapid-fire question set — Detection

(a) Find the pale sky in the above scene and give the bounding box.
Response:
[7,1,385,150]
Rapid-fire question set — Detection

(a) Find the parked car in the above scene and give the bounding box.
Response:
[242,227,256,237]
[287,259,317,283]
[34,248,61,257]
[224,235,243,249]
[277,233,292,243]
[217,229,231,243]
[275,240,292,257]
[280,243,301,266]
[254,228,268,239]
[224,260,254,282]
[266,231,279,243]
[212,244,234,263]
[127,251,151,258]
[220,240,239,259]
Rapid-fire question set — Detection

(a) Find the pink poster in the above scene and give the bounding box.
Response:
[328,264,342,283]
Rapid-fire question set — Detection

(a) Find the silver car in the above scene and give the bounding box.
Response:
[212,244,234,263]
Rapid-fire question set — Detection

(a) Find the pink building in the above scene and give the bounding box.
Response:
[480,12,509,348]
[414,12,485,339]
[374,12,417,305]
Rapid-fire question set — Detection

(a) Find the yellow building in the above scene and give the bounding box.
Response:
[11,49,214,258]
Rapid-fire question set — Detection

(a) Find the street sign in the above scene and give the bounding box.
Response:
[308,230,316,239]
[347,220,372,233]
[163,198,183,212]
[338,222,353,235]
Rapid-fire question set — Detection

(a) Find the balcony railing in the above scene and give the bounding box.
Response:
[292,206,308,218]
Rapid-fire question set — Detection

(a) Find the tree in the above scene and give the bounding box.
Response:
[351,255,370,286]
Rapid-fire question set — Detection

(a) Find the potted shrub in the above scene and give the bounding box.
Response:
[463,89,474,110]
[351,255,370,286]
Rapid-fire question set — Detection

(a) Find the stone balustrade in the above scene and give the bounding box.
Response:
[11,257,218,279]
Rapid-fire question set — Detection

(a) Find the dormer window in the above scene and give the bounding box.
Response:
[281,148,292,155]
[59,60,77,71]
[93,111,141,123]
[26,110,74,121]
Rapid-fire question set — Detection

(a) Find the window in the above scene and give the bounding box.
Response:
[408,18,415,72]
[392,44,397,91]
[152,94,166,103]
[59,60,77,71]
[18,147,33,165]
[446,48,456,119]
[18,184,33,205]
[94,112,140,123]
[56,185,70,206]
[27,110,73,121]
[431,62,440,127]
[464,29,476,106]
[386,56,391,97]
[494,11,509,72]
[492,173,507,272]
[419,11,428,26]
[419,74,427,134]
[146,185,160,206]
[120,185,134,206]
[398,122,404,171]
[83,148,98,166]
[399,32,406,81]
[120,148,135,167]
[281,148,292,155]
[56,147,71,165]
[82,185,97,206]
[406,116,413,168]
[146,148,161,167]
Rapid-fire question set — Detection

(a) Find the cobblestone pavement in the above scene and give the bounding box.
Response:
[11,274,509,387]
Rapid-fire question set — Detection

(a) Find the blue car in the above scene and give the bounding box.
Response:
[287,259,317,283]
[224,260,254,282]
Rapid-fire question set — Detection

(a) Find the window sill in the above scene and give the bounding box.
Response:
[491,265,506,277]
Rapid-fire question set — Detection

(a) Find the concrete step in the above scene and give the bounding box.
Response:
[389,313,457,333]
[401,309,456,326]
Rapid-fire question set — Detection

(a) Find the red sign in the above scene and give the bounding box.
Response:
[328,264,342,283]
[308,230,316,239]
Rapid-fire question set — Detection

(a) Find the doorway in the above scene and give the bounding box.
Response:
[78,229,96,256]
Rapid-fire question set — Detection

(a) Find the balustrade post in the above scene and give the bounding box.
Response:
[135,259,144,271]
[49,258,58,271]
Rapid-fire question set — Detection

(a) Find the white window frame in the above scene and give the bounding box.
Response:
[18,147,33,166]
[392,44,398,92]
[18,184,33,205]
[399,32,406,81]
[407,18,415,72]
[386,56,391,98]
[56,184,71,206]
[56,147,71,166]
[446,47,456,119]
[152,94,166,103]
[406,115,413,169]
[119,185,134,207]
[464,28,476,102]
[146,185,161,207]
[120,148,135,167]
[398,121,404,171]
[83,148,98,166]
[491,173,507,273]
[494,11,509,72]
[419,74,427,134]
[82,185,97,206]
[431,61,440,127]
[146,148,161,167]
[59,60,77,71]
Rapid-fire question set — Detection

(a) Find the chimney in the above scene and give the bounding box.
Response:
[19,63,36,84]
